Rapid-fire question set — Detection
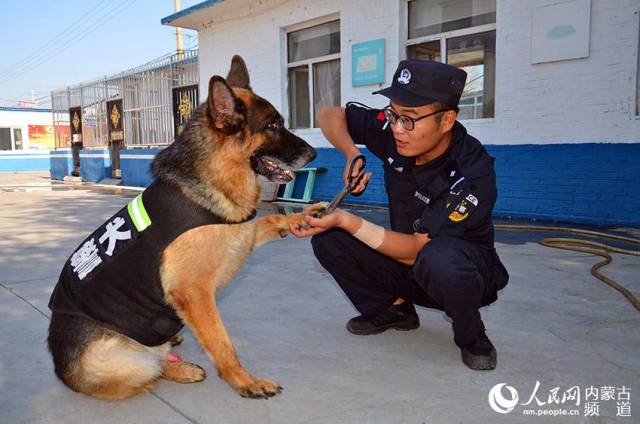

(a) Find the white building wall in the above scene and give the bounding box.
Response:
[197,0,401,147]
[194,0,640,147]
[486,0,640,145]
[0,109,54,150]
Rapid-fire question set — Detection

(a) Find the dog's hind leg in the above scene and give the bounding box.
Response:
[70,335,170,400]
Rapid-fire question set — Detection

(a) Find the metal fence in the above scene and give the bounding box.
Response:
[51,49,199,149]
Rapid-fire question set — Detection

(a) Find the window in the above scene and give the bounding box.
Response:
[407,0,496,119]
[0,128,11,150]
[287,20,341,128]
[0,128,23,150]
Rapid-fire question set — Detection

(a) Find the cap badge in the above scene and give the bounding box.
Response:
[397,68,411,85]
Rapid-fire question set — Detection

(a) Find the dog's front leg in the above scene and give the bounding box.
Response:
[254,203,328,248]
[166,285,282,399]
[253,215,292,248]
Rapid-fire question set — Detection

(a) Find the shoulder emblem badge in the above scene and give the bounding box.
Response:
[447,193,478,222]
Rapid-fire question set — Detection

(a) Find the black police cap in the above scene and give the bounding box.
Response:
[373,59,467,107]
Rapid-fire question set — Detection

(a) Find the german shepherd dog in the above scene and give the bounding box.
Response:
[47,55,319,400]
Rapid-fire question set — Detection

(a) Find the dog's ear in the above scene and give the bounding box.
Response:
[208,75,245,132]
[226,55,251,90]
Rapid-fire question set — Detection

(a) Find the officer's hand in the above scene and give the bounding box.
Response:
[343,154,371,195]
[289,208,345,238]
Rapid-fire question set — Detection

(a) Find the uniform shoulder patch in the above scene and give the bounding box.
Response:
[446,191,479,223]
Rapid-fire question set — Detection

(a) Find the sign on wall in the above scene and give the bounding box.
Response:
[352,39,385,87]
[53,125,71,149]
[172,85,199,138]
[68,106,83,175]
[106,99,124,143]
[531,0,591,64]
[19,101,37,108]
[69,106,82,143]
[27,125,55,149]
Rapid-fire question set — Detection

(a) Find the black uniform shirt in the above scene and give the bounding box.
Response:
[345,102,497,248]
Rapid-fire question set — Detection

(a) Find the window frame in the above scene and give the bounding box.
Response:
[12,128,23,150]
[405,2,497,122]
[285,18,341,130]
[0,126,25,151]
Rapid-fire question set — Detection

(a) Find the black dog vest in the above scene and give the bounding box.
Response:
[48,179,256,346]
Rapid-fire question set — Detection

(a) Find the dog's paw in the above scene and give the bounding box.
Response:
[288,213,310,232]
[237,378,283,399]
[288,202,329,231]
[305,202,329,218]
[162,361,207,384]
[180,362,207,383]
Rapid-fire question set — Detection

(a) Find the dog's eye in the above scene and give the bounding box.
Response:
[267,118,283,130]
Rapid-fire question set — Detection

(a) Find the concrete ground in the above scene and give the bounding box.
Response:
[1,171,638,424]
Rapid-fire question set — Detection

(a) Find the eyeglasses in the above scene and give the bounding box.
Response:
[383,106,453,131]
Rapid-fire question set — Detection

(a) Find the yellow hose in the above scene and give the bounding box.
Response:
[494,224,640,312]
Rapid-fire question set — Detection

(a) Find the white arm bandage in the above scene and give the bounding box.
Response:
[353,219,385,249]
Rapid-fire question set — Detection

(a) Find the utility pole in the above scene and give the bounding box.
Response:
[174,0,184,59]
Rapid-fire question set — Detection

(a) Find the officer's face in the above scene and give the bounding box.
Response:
[389,101,456,165]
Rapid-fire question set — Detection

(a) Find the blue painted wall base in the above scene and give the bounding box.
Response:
[50,150,74,180]
[486,144,640,227]
[304,144,640,227]
[79,149,111,183]
[120,148,160,187]
[45,143,640,227]
[0,150,51,172]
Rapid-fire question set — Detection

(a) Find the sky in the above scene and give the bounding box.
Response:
[0,0,202,108]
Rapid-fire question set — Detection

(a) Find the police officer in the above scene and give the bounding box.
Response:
[289,59,509,370]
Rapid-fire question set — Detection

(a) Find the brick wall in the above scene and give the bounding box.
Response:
[482,0,640,145]
[487,143,640,226]
[197,0,400,134]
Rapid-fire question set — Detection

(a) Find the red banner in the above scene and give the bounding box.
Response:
[28,125,56,149]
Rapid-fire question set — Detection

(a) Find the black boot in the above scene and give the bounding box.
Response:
[346,302,420,335]
[460,330,497,370]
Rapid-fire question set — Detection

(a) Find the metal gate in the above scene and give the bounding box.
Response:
[51,49,199,177]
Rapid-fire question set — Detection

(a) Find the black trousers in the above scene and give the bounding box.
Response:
[311,229,504,348]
